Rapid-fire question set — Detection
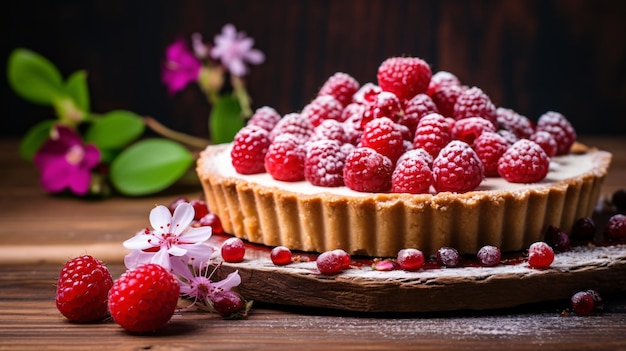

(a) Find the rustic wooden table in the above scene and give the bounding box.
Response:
[0,136,624,350]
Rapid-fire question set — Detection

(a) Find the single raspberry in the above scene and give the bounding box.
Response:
[391,149,433,194]
[317,72,360,107]
[247,106,281,132]
[397,147,433,167]
[304,139,347,187]
[412,113,453,158]
[300,94,344,127]
[495,107,534,139]
[497,139,549,183]
[426,71,461,96]
[400,93,439,135]
[453,86,498,126]
[396,248,425,271]
[527,241,554,269]
[352,82,383,105]
[264,133,307,181]
[269,113,313,142]
[432,140,484,193]
[360,116,405,163]
[108,263,180,333]
[451,116,497,145]
[536,111,576,155]
[343,147,393,192]
[361,91,403,127]
[309,119,347,144]
[529,130,558,157]
[430,83,465,118]
[604,214,626,241]
[377,56,432,101]
[496,129,519,145]
[231,125,271,175]
[55,255,113,323]
[472,131,509,177]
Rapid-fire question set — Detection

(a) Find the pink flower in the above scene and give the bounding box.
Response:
[161,37,202,95]
[123,202,213,271]
[33,125,101,196]
[210,24,264,77]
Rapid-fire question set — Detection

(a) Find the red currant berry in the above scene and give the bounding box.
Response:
[316,251,344,275]
[436,247,460,267]
[477,245,501,267]
[397,248,425,271]
[332,249,351,270]
[604,214,626,241]
[571,217,596,241]
[544,225,571,252]
[196,213,223,234]
[570,290,602,316]
[527,241,554,269]
[270,246,293,266]
[189,199,209,221]
[221,237,246,263]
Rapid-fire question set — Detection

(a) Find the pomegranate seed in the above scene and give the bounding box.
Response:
[270,246,292,266]
[196,213,223,234]
[436,247,460,267]
[476,245,501,267]
[189,199,210,221]
[221,237,246,263]
[316,251,344,275]
[527,241,554,269]
[397,248,425,271]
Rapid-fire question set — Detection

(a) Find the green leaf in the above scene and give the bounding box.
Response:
[210,94,244,144]
[84,110,145,150]
[110,138,194,196]
[19,120,55,161]
[7,48,66,105]
[65,70,90,112]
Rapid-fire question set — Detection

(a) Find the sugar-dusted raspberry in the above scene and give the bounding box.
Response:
[430,83,465,118]
[377,56,432,101]
[360,117,405,163]
[604,214,626,241]
[391,149,433,194]
[432,140,484,193]
[451,116,497,145]
[498,139,549,183]
[473,131,509,177]
[496,107,534,139]
[343,147,393,192]
[269,113,313,142]
[352,82,382,105]
[400,93,439,135]
[342,110,365,146]
[309,119,347,144]
[426,71,461,96]
[231,125,271,174]
[264,133,306,181]
[397,147,433,167]
[412,113,453,158]
[361,91,403,127]
[301,94,344,127]
[247,106,281,132]
[453,86,498,126]
[304,139,347,187]
[317,72,360,107]
[536,111,576,155]
[529,130,558,157]
[497,129,519,145]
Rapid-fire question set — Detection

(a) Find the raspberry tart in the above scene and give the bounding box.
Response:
[197,57,612,257]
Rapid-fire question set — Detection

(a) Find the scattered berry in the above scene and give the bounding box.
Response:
[343,147,393,192]
[612,189,626,211]
[397,248,425,271]
[570,217,596,241]
[536,111,576,155]
[333,249,351,270]
[317,72,360,107]
[270,246,293,266]
[168,196,189,214]
[189,199,209,221]
[436,247,461,267]
[377,56,432,101]
[264,133,306,181]
[316,250,345,275]
[527,241,554,269]
[604,214,626,241]
[231,125,271,175]
[195,212,223,234]
[209,290,248,319]
[544,225,571,252]
[221,237,246,263]
[498,139,550,183]
[56,255,113,323]
[108,264,180,333]
[453,86,498,126]
[304,139,347,187]
[476,245,501,267]
[247,106,281,132]
[432,140,484,193]
[570,290,603,316]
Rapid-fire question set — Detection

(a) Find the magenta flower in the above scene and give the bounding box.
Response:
[123,202,213,271]
[161,37,202,95]
[210,24,265,76]
[33,125,101,196]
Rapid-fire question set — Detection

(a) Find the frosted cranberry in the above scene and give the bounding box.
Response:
[436,247,460,267]
[570,290,602,316]
[196,213,223,234]
[604,214,626,241]
[476,245,501,267]
[612,189,626,211]
[397,248,425,271]
[316,251,344,275]
[270,246,293,266]
[527,241,554,269]
[571,217,596,241]
[221,237,246,263]
[332,249,351,270]
[189,199,209,221]
[544,225,571,252]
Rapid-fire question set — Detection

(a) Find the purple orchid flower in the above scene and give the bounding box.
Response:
[210,24,265,77]
[33,125,101,196]
[161,37,202,95]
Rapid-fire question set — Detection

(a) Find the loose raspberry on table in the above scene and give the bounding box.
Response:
[412,113,453,158]
[360,116,405,163]
[400,93,439,135]
[343,147,393,192]
[300,94,344,127]
[247,106,282,132]
[377,56,432,101]
[495,107,534,140]
[269,113,313,142]
[317,72,360,107]
[304,139,347,187]
[231,125,271,174]
[108,263,180,333]
[432,140,484,193]
[536,111,577,155]
[497,139,549,183]
[529,130,558,157]
[426,70,461,97]
[430,83,465,118]
[453,86,498,126]
[451,116,497,145]
[361,91,403,127]
[264,133,307,181]
[391,149,433,194]
[56,255,113,323]
[472,131,509,177]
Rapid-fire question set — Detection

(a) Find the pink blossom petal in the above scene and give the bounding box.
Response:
[123,232,156,250]
[167,244,188,257]
[179,226,212,243]
[39,158,72,192]
[170,256,194,281]
[124,250,154,270]
[171,202,194,234]
[82,144,101,169]
[212,270,241,291]
[180,243,214,264]
[151,248,172,271]
[67,166,91,195]
[149,205,173,234]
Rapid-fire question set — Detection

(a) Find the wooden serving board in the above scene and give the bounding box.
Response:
[208,233,626,313]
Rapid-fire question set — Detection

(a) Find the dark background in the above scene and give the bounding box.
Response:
[4,0,626,139]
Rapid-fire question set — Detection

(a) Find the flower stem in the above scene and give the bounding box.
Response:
[143,116,211,149]
[231,76,252,119]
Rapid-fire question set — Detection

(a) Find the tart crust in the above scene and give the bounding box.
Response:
[197,144,612,257]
